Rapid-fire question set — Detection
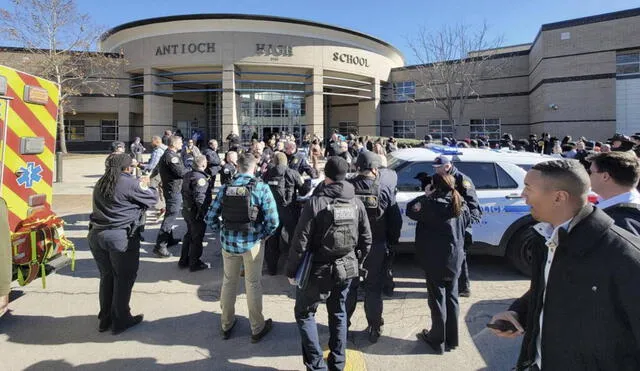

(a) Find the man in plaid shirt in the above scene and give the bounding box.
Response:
[205,153,279,343]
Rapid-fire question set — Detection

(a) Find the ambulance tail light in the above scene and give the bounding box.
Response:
[28,194,46,207]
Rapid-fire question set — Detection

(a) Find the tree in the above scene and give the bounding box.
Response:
[0,0,123,153]
[408,23,513,138]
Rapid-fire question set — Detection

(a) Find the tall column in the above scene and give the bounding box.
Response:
[221,64,238,145]
[305,68,324,139]
[117,73,131,142]
[358,78,380,136]
[143,67,173,141]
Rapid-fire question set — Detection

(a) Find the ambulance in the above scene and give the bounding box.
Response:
[389,145,568,276]
[0,65,73,290]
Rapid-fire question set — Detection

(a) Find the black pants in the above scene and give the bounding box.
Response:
[89,229,140,328]
[346,241,387,329]
[264,224,283,274]
[180,209,206,267]
[458,231,472,292]
[156,190,182,248]
[424,274,460,351]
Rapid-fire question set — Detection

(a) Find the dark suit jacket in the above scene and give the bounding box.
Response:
[509,205,640,370]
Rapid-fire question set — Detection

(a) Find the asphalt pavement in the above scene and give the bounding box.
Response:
[0,154,529,371]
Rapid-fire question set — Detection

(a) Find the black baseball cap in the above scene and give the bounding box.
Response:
[355,151,381,170]
[324,156,350,181]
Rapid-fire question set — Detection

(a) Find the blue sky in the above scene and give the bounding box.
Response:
[2,0,638,64]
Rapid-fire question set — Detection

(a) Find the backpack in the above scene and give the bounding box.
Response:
[266,171,293,207]
[354,176,382,225]
[11,210,76,288]
[319,198,359,257]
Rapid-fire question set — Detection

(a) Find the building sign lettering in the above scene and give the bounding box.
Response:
[155,42,216,56]
[256,44,293,57]
[332,52,369,67]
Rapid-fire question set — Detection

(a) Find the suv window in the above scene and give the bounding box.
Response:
[496,165,518,189]
[454,162,498,189]
[396,161,434,191]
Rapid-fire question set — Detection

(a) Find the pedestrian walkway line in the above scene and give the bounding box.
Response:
[323,348,367,371]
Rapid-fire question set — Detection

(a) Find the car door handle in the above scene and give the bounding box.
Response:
[505,194,523,199]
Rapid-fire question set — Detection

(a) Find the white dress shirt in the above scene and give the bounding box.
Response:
[532,218,573,369]
[596,189,640,210]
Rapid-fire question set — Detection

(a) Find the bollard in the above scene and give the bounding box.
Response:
[55,152,63,183]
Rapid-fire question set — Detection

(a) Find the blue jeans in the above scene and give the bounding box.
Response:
[295,270,351,371]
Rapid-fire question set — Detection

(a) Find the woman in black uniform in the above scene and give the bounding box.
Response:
[89,154,158,334]
[406,173,470,354]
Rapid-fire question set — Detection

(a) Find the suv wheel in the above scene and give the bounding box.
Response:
[507,225,536,276]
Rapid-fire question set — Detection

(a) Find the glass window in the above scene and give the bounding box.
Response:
[338,121,358,136]
[428,119,454,140]
[616,52,640,76]
[393,81,415,101]
[101,120,118,141]
[63,119,85,141]
[393,120,416,139]
[470,119,501,141]
[454,162,498,189]
[496,164,518,189]
[395,161,435,191]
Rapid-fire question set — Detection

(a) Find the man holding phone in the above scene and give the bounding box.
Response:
[489,160,640,370]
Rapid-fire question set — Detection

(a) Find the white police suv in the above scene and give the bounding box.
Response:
[389,145,556,276]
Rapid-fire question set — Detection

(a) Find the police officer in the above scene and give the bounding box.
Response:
[202,139,222,186]
[433,155,481,297]
[154,135,189,257]
[220,151,238,185]
[346,151,402,343]
[262,152,304,275]
[284,141,317,178]
[179,155,211,272]
[286,157,372,371]
[88,154,158,334]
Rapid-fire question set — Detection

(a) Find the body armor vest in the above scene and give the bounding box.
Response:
[221,178,260,232]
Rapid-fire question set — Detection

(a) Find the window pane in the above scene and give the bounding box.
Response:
[496,165,518,189]
[454,162,498,189]
[617,53,640,64]
[396,161,435,191]
[617,64,640,75]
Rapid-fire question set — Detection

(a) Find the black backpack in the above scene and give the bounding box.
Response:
[266,171,292,207]
[319,198,359,257]
[354,176,382,226]
[221,178,260,232]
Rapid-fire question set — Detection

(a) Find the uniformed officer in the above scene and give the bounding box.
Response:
[284,141,317,178]
[202,139,222,186]
[88,153,158,334]
[179,155,211,272]
[346,151,403,343]
[433,155,482,297]
[286,156,372,371]
[154,135,189,258]
[220,151,238,185]
[262,152,304,275]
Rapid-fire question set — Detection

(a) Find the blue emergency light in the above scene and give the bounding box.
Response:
[427,144,463,155]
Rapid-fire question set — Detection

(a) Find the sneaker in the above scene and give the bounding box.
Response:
[189,261,211,272]
[459,290,471,298]
[153,246,172,258]
[251,318,273,343]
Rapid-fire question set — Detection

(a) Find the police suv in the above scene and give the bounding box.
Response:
[389,145,557,276]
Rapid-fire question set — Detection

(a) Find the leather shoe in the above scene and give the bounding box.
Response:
[417,329,444,354]
[189,261,211,272]
[98,318,111,332]
[459,290,471,298]
[367,325,382,344]
[112,314,143,335]
[251,318,273,343]
[153,246,172,258]
[221,318,237,340]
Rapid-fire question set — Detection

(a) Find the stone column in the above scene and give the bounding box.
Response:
[305,68,324,139]
[221,63,238,145]
[117,72,131,142]
[143,67,173,141]
[358,78,380,136]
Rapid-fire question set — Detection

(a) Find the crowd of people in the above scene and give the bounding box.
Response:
[84,127,640,371]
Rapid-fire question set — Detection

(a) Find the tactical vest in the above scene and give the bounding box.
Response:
[266,172,292,207]
[221,178,260,232]
[319,199,359,257]
[354,176,382,225]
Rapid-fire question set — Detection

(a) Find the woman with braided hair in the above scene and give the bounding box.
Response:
[406,173,471,354]
[88,153,158,335]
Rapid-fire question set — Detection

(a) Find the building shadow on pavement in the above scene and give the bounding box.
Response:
[24,358,280,371]
[465,299,523,371]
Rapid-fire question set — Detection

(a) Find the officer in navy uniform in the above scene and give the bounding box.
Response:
[286,157,372,371]
[153,135,189,257]
[202,139,222,186]
[346,151,403,343]
[220,151,238,185]
[88,153,158,335]
[262,152,304,275]
[284,141,317,178]
[179,155,211,272]
[433,155,481,297]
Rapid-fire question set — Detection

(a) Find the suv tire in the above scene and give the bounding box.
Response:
[507,224,536,277]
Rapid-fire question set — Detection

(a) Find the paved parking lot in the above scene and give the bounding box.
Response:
[1,155,530,371]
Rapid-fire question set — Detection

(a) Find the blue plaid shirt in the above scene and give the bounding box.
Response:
[205,173,279,254]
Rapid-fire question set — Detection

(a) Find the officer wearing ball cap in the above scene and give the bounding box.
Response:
[179,155,211,272]
[346,151,402,343]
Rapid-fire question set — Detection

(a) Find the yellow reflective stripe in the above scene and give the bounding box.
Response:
[1,186,28,220]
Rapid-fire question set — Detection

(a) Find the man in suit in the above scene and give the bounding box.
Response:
[489,159,640,370]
